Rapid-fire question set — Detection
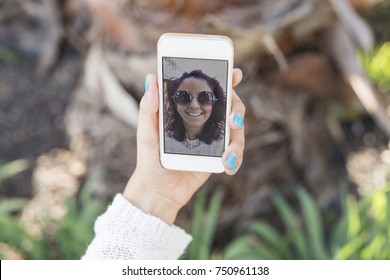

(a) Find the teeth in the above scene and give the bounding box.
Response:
[187,112,202,117]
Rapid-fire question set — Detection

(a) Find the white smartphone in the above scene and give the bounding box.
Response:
[157,33,234,173]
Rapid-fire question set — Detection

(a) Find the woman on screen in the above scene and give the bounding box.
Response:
[164,70,226,156]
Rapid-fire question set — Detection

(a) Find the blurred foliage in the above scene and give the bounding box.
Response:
[223,186,390,260]
[2,157,389,260]
[0,161,106,259]
[360,41,390,93]
[0,159,46,259]
[50,172,106,259]
[185,183,390,260]
[0,198,49,259]
[185,187,224,260]
[332,41,390,122]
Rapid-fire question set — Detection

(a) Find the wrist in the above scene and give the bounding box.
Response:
[123,171,180,225]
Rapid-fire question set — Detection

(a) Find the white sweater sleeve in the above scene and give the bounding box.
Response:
[82,194,192,260]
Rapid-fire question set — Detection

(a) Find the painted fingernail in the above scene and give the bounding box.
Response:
[144,76,149,94]
[231,165,237,173]
[226,153,237,168]
[234,113,243,128]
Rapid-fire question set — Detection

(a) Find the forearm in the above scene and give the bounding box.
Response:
[123,171,181,225]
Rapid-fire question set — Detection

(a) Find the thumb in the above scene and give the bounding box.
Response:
[137,75,159,148]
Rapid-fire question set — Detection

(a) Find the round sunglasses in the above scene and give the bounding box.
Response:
[172,90,217,106]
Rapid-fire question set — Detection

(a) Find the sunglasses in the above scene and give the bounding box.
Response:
[172,90,218,106]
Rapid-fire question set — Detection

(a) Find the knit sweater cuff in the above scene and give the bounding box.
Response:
[82,194,192,260]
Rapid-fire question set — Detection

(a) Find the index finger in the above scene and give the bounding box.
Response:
[232,68,243,87]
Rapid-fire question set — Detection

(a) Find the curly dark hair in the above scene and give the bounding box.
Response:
[164,70,226,144]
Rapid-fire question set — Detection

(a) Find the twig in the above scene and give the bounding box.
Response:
[326,22,390,137]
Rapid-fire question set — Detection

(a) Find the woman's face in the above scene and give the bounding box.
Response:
[175,77,213,133]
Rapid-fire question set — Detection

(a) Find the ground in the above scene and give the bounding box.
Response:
[0,48,81,197]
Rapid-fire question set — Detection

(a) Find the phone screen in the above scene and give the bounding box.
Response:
[162,57,228,157]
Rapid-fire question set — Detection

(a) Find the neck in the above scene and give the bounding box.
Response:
[185,126,203,140]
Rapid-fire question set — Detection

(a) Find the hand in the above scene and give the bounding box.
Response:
[123,69,245,224]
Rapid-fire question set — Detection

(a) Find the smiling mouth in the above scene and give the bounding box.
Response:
[186,112,203,117]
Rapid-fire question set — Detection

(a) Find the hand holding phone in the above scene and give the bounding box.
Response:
[122,34,245,224]
[158,33,237,173]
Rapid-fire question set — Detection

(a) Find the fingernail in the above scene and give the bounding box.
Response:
[226,153,237,168]
[144,76,149,94]
[234,113,243,128]
[231,165,237,173]
[233,68,243,78]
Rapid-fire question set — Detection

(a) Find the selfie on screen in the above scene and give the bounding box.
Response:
[162,58,228,157]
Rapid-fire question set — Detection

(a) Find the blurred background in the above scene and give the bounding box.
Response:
[0,0,390,260]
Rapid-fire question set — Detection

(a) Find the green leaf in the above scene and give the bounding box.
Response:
[346,195,361,239]
[199,188,224,259]
[370,189,387,223]
[386,190,390,227]
[361,234,385,260]
[223,236,263,260]
[188,188,206,260]
[0,216,49,259]
[360,42,390,92]
[0,159,30,184]
[297,188,329,259]
[330,212,348,255]
[252,240,282,260]
[330,187,349,255]
[0,198,28,214]
[272,193,309,259]
[247,221,290,259]
[54,175,106,259]
[335,232,367,260]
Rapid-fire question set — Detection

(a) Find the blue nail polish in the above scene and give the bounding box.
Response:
[144,77,149,93]
[231,165,237,173]
[234,113,243,128]
[226,153,237,168]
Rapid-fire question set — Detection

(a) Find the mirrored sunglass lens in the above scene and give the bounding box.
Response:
[175,91,191,105]
[198,92,214,105]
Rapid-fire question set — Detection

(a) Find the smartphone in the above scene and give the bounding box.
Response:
[157,33,234,173]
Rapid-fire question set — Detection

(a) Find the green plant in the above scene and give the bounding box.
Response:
[185,187,224,260]
[0,165,106,259]
[360,42,390,93]
[331,185,390,259]
[223,186,390,260]
[0,198,50,259]
[52,173,106,259]
[0,159,48,259]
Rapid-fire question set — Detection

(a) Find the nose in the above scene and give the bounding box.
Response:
[188,96,200,108]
